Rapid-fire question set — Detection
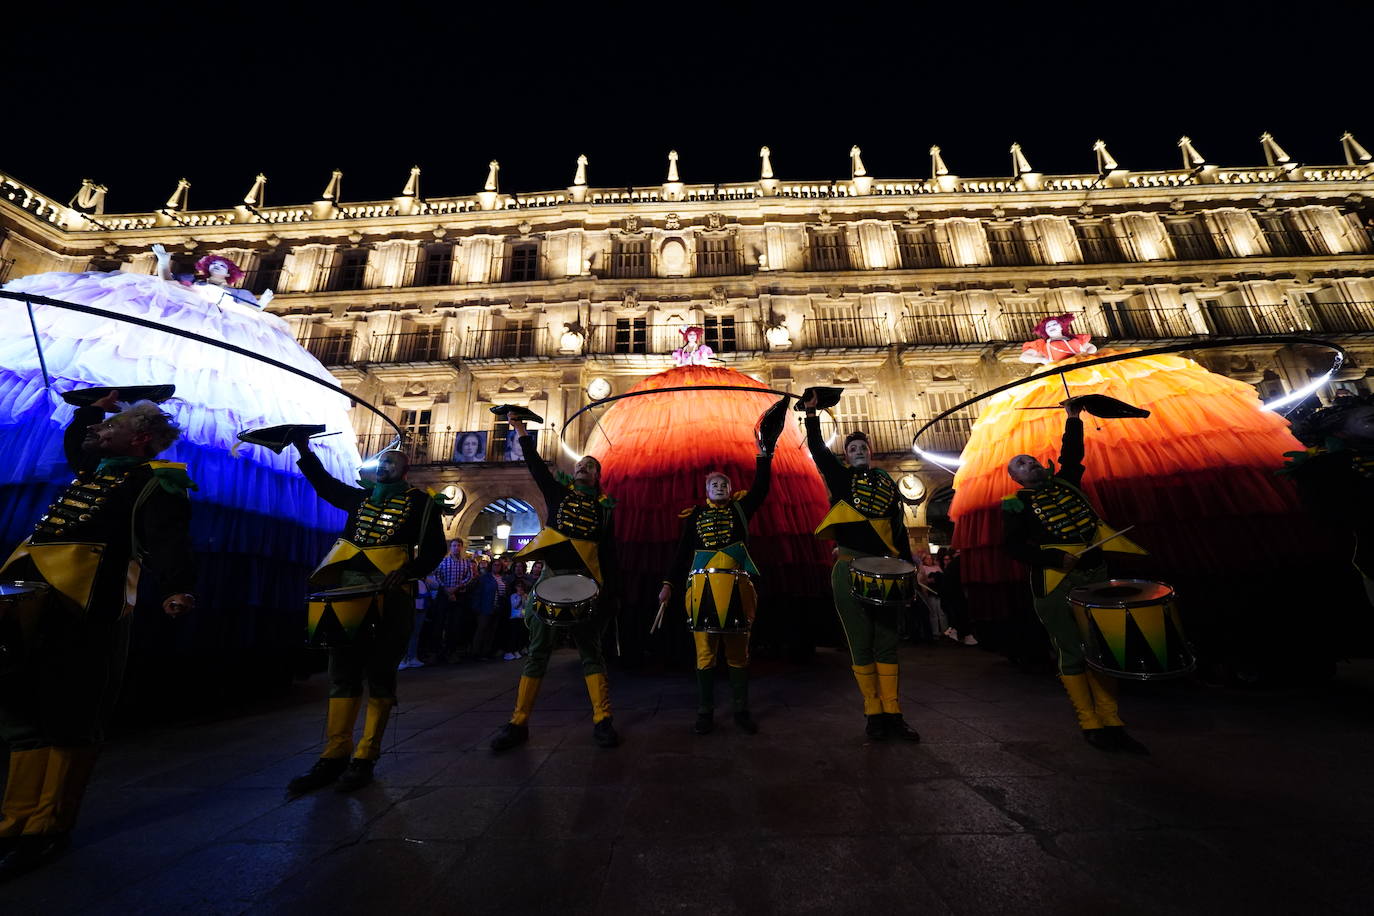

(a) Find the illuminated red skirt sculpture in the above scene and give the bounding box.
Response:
[585,365,833,661]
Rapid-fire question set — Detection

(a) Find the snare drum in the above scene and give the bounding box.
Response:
[847,557,916,608]
[685,567,756,633]
[0,581,51,667]
[306,584,385,647]
[530,574,599,627]
[1068,579,1195,680]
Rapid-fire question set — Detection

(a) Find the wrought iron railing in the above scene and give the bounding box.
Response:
[462,325,550,360]
[1099,307,1197,340]
[299,332,355,366]
[1203,304,1301,336]
[356,429,556,466]
[1303,300,1374,334]
[365,330,455,363]
[901,310,991,345]
[315,261,368,292]
[801,316,889,349]
[801,243,859,272]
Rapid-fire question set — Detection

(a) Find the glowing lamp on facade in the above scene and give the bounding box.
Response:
[496,518,512,540]
[587,377,612,400]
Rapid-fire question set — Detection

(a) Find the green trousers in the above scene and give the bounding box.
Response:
[1031,565,1107,676]
[0,612,131,750]
[327,589,415,700]
[831,557,900,667]
[521,567,608,679]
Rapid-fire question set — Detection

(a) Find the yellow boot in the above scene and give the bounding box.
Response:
[1061,673,1113,751]
[584,672,613,724]
[876,662,920,741]
[851,664,882,716]
[510,675,543,726]
[322,696,363,759]
[0,748,51,837]
[353,698,396,761]
[875,662,901,715]
[1085,670,1124,727]
[584,673,619,748]
[24,746,100,835]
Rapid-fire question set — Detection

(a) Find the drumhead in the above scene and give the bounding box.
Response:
[850,557,915,576]
[0,581,49,599]
[308,585,384,600]
[534,574,599,603]
[1069,578,1174,607]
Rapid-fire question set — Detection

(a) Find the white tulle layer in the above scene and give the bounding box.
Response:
[0,271,360,487]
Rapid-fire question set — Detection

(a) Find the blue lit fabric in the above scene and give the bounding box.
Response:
[0,270,362,618]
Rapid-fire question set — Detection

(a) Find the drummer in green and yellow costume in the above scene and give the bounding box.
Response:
[491,411,621,752]
[0,392,195,881]
[285,432,446,794]
[659,450,774,736]
[803,391,920,742]
[1002,400,1149,755]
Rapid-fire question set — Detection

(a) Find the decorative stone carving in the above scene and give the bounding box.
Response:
[500,377,523,392]
[623,287,639,308]
[933,364,955,380]
[705,212,725,231]
[664,213,681,230]
[818,209,833,226]
[710,286,727,308]
[623,215,641,233]
[904,207,919,223]
[518,220,532,238]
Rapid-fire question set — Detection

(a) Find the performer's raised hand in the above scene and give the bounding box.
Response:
[162,593,195,617]
[1058,551,1079,571]
[258,289,274,308]
[1060,397,1084,419]
[289,428,314,454]
[803,391,819,412]
[506,412,527,438]
[92,389,121,412]
[152,243,173,281]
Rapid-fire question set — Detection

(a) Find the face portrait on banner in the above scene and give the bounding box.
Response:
[504,428,535,461]
[453,430,488,463]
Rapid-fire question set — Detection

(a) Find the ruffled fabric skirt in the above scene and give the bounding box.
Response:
[948,350,1354,669]
[0,270,361,622]
[588,365,835,661]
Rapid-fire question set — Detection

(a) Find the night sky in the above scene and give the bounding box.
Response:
[6,1,1368,213]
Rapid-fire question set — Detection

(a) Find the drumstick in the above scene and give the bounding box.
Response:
[309,431,342,439]
[1084,525,1136,551]
[649,600,668,634]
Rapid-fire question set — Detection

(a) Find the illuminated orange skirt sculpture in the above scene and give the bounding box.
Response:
[949,349,1328,628]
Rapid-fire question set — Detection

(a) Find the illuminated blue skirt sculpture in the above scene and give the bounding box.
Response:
[0,270,361,644]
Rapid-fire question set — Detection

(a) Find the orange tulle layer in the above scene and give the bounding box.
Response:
[587,365,833,615]
[948,349,1319,610]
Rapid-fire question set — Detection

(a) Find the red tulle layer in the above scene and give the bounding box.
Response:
[588,365,834,609]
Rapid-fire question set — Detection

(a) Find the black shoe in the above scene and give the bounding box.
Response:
[884,713,920,742]
[865,714,888,741]
[593,717,620,748]
[693,712,715,735]
[1103,726,1150,756]
[0,833,70,883]
[490,722,529,752]
[335,758,375,792]
[733,710,759,735]
[1083,728,1118,752]
[286,756,349,795]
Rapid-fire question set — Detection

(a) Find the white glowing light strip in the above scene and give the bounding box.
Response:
[560,440,584,462]
[914,445,963,473]
[1261,370,1335,412]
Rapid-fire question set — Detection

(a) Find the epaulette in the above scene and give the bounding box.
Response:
[731,489,748,502]
[147,460,198,495]
[599,494,617,509]
[1001,495,1026,514]
[678,506,695,519]
[425,487,452,509]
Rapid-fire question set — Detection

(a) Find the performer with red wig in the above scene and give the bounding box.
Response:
[672,325,715,367]
[658,398,784,735]
[153,244,273,309]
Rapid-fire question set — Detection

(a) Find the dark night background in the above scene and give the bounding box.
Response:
[5,1,1369,213]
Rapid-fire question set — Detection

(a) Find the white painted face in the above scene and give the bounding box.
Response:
[208,260,231,278]
[705,473,731,502]
[1044,320,1064,339]
[574,455,601,488]
[845,438,871,469]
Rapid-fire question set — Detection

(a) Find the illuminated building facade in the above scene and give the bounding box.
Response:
[4,134,1374,551]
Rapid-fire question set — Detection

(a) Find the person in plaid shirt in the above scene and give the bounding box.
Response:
[426,539,476,662]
